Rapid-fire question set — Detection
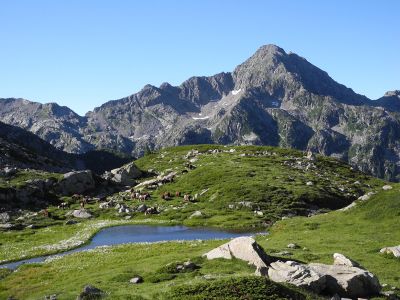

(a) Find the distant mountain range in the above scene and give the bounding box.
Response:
[1,45,399,180]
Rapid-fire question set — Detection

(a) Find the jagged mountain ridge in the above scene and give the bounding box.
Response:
[1,44,399,180]
[0,121,132,174]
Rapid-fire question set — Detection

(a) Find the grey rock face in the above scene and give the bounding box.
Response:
[58,170,95,195]
[1,45,399,181]
[104,162,142,185]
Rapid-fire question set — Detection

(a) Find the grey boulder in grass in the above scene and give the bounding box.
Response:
[203,236,270,275]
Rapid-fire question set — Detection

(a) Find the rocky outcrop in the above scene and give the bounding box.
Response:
[58,170,95,195]
[203,236,270,275]
[103,162,142,185]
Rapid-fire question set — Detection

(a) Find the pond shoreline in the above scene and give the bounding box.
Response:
[0,223,264,270]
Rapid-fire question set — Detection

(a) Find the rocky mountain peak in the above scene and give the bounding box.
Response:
[384,90,400,98]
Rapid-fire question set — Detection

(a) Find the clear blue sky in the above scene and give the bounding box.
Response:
[1,0,399,115]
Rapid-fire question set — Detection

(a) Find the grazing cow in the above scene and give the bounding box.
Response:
[175,191,181,197]
[183,194,191,202]
[144,207,158,215]
[139,193,151,201]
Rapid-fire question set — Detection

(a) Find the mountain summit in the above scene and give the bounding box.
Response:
[1,44,399,180]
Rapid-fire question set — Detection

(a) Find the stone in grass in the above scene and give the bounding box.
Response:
[189,211,203,219]
[72,209,92,219]
[129,276,143,284]
[76,285,105,299]
[287,243,300,249]
[203,236,270,276]
[380,245,400,257]
[382,185,393,190]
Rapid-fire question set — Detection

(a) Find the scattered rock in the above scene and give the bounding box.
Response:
[380,245,400,257]
[333,253,361,268]
[44,294,57,300]
[129,276,143,284]
[76,285,105,300]
[189,211,203,219]
[287,243,300,249]
[65,219,78,225]
[275,251,292,256]
[203,236,270,275]
[382,185,393,190]
[72,209,92,219]
[0,223,13,229]
[358,192,375,201]
[0,212,10,223]
[306,181,313,186]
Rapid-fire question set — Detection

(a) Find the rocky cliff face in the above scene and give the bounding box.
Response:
[1,45,399,180]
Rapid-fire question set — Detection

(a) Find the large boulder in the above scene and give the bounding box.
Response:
[268,254,381,298]
[309,263,381,298]
[203,236,270,275]
[380,245,400,257]
[268,261,327,293]
[58,170,95,195]
[106,162,142,186]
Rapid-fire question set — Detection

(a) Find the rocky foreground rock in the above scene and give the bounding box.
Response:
[204,237,381,298]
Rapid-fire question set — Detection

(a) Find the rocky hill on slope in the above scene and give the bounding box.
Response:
[1,45,399,180]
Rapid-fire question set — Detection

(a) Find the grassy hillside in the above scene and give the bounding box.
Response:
[0,145,385,263]
[133,145,382,227]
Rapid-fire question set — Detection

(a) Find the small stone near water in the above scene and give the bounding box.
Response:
[76,285,105,299]
[129,276,143,284]
[189,211,203,219]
